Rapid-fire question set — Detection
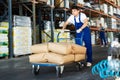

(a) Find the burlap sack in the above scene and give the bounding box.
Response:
[46,52,74,65]
[71,44,86,54]
[29,53,47,63]
[31,43,49,54]
[48,42,72,55]
[74,54,86,62]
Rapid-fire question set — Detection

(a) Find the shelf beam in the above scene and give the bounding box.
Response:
[77,4,120,21]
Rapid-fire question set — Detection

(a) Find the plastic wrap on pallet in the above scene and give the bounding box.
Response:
[14,46,31,56]
[13,27,32,56]
[0,22,9,57]
[42,29,70,43]
[0,46,8,57]
[0,30,8,34]
[0,46,8,53]
[0,22,9,28]
[54,29,70,42]
[13,27,32,46]
[0,34,8,41]
[13,15,31,27]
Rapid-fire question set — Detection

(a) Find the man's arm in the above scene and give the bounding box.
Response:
[78,18,88,31]
[62,20,70,30]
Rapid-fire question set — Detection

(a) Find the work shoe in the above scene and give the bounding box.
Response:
[106,45,108,47]
[87,62,92,67]
[101,45,104,47]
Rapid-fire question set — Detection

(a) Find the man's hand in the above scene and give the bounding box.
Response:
[76,29,82,33]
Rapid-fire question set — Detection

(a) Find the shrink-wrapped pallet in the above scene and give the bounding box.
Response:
[46,52,74,65]
[14,46,31,56]
[29,53,47,63]
[48,42,72,55]
[0,22,9,57]
[13,27,32,56]
[71,44,86,54]
[0,22,9,28]
[31,43,49,53]
[0,46,8,55]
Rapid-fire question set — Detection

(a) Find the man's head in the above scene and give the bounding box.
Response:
[71,5,80,17]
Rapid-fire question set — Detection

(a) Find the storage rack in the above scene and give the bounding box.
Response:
[0,0,120,58]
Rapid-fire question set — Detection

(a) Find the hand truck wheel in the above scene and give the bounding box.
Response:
[32,65,40,75]
[56,66,64,78]
[76,62,84,71]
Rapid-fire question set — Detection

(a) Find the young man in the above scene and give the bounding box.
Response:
[61,5,92,66]
[99,23,108,47]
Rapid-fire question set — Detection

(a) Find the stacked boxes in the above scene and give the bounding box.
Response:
[54,29,70,42]
[42,30,51,42]
[55,0,69,8]
[13,27,32,56]
[13,15,32,56]
[0,22,9,57]
[47,0,54,6]
[42,29,70,43]
[117,0,120,6]
[100,4,108,14]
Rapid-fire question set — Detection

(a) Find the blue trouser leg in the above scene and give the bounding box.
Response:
[75,32,83,45]
[103,36,107,45]
[100,37,103,45]
[83,28,92,62]
[100,35,107,45]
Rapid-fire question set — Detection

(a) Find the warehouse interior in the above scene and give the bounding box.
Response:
[0,0,120,80]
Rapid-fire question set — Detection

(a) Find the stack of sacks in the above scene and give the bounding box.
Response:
[29,43,48,63]
[71,44,86,62]
[29,42,86,65]
[47,43,74,64]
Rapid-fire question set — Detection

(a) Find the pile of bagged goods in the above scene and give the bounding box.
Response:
[29,42,86,65]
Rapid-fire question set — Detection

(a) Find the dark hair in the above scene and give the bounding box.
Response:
[71,5,80,10]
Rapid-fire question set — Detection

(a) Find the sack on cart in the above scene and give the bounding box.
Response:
[48,42,72,55]
[29,53,47,63]
[31,43,49,54]
[46,52,74,65]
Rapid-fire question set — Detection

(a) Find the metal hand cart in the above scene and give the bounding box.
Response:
[31,31,86,77]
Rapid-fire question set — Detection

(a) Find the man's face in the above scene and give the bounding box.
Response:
[72,9,80,17]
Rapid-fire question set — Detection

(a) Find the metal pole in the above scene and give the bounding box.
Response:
[19,4,23,16]
[18,0,23,15]
[64,0,67,21]
[38,6,42,43]
[50,0,54,42]
[32,0,36,44]
[8,0,13,58]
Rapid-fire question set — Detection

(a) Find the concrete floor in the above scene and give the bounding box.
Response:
[0,46,115,80]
